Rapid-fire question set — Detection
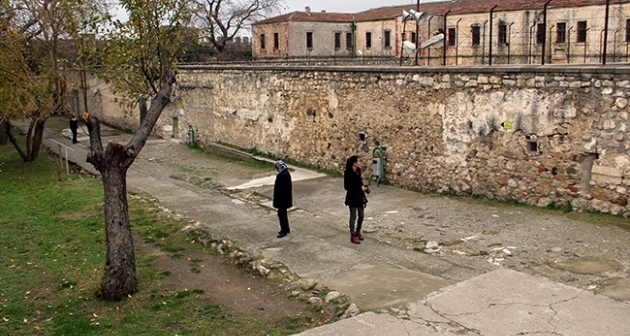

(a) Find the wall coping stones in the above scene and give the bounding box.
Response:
[178,64,630,76]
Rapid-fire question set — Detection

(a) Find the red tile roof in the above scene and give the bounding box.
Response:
[256,0,629,24]
[255,11,354,24]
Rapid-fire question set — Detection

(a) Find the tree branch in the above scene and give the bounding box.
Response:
[123,70,176,168]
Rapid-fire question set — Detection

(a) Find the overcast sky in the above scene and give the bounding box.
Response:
[281,0,439,14]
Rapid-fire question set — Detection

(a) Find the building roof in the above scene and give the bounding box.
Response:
[255,0,630,25]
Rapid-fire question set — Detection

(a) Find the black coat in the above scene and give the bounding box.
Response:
[273,169,293,209]
[70,117,78,130]
[344,168,367,207]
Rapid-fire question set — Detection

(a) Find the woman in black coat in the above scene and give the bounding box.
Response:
[273,160,292,238]
[344,155,368,244]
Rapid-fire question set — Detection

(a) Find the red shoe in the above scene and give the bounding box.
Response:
[351,234,361,244]
[356,231,364,241]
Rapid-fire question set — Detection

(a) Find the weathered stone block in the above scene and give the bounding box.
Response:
[591,165,622,185]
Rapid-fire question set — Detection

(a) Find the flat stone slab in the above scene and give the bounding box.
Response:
[413,268,630,336]
[299,269,630,336]
[324,265,453,310]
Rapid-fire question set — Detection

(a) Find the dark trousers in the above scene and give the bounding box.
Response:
[277,208,290,234]
[71,128,78,143]
[349,206,364,234]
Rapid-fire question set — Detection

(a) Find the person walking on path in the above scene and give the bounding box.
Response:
[70,114,79,144]
[273,160,292,238]
[344,155,368,244]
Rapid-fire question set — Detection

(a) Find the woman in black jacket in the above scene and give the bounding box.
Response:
[344,155,368,244]
[273,160,293,238]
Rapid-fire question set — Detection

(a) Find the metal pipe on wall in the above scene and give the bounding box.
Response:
[455,18,462,65]
[584,27,590,63]
[508,22,514,64]
[489,5,497,66]
[529,23,536,64]
[603,0,610,64]
[613,30,619,62]
[541,0,552,65]
[427,16,434,65]
[443,10,451,66]
[414,0,420,66]
[548,25,555,64]
[567,26,573,63]
[482,20,488,65]
[400,18,408,66]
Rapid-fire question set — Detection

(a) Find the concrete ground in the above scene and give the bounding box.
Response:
[30,118,630,335]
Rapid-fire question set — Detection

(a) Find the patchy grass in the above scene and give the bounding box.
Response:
[566,211,630,232]
[450,192,630,232]
[215,142,342,177]
[0,140,327,335]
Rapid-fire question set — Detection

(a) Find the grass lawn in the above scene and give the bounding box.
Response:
[0,141,325,335]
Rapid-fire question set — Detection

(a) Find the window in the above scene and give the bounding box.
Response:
[384,30,391,48]
[334,32,341,49]
[366,32,372,49]
[448,28,456,46]
[626,19,630,42]
[306,32,313,49]
[498,23,507,45]
[472,25,480,45]
[577,21,587,43]
[273,32,279,49]
[556,22,566,43]
[536,23,545,44]
[346,32,352,49]
[410,32,416,43]
[260,34,265,49]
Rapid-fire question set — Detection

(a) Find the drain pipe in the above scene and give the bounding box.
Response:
[613,29,619,62]
[414,0,420,66]
[529,22,536,64]
[567,26,573,63]
[603,0,610,64]
[443,10,451,66]
[488,5,497,65]
[455,18,461,65]
[541,0,552,65]
[427,15,434,65]
[482,20,488,65]
[508,22,514,64]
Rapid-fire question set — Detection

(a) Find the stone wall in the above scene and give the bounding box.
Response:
[142,64,630,216]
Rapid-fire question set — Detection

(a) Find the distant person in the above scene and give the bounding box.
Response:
[273,160,292,238]
[344,155,368,244]
[70,113,78,144]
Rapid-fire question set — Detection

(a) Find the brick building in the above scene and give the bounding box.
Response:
[252,0,630,65]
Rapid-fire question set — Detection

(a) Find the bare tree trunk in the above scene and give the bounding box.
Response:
[0,118,7,145]
[31,119,45,161]
[101,153,137,301]
[84,71,176,301]
[4,121,29,161]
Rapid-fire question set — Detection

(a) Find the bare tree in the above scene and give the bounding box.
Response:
[191,0,283,55]
[0,0,104,161]
[82,0,190,301]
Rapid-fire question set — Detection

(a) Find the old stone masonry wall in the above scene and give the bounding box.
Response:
[152,65,630,216]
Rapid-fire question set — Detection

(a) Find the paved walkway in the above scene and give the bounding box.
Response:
[35,120,630,336]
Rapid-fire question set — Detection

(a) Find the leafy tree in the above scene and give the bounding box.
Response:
[190,0,282,56]
[0,0,99,161]
[82,0,190,301]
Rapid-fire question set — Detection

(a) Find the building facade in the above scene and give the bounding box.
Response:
[252,0,630,65]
